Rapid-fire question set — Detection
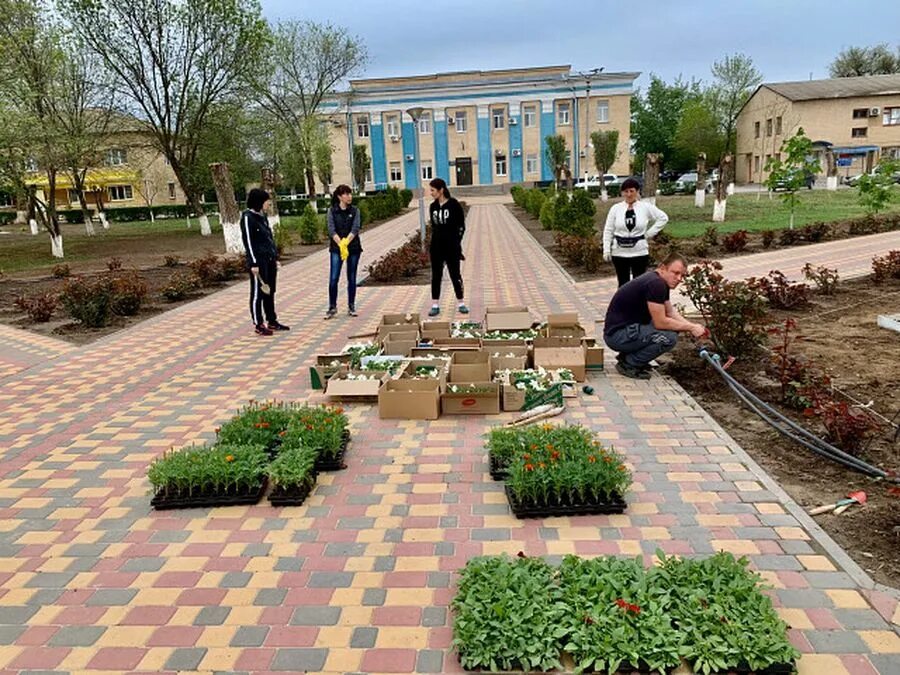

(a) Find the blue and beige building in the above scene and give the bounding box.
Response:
[326,65,638,192]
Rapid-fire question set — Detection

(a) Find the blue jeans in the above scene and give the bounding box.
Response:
[329,250,360,310]
[604,323,677,368]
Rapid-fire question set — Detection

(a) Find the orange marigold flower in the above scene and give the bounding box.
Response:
[524,463,535,472]
[551,450,560,460]
[529,444,538,450]
[523,453,531,461]
[588,455,597,463]
[538,462,546,469]
[604,456,613,463]
[225,454,235,462]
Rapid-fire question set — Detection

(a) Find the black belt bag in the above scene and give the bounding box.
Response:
[614,234,645,248]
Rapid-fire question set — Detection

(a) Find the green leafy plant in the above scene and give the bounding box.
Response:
[59,275,113,328]
[216,400,298,452]
[267,444,318,491]
[162,271,201,302]
[108,270,148,316]
[764,127,820,230]
[802,262,839,295]
[298,202,320,245]
[148,443,268,497]
[280,404,349,460]
[858,159,900,215]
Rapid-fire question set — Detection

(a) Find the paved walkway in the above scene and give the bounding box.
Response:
[0,206,899,674]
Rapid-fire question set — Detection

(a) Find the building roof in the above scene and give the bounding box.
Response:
[762,74,900,101]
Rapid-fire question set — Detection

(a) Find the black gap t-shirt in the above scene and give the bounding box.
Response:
[625,208,636,231]
[604,271,670,336]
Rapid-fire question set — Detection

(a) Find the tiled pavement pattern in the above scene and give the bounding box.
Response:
[0,204,899,674]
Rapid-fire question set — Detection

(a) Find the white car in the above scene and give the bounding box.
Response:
[675,172,714,193]
[574,174,621,189]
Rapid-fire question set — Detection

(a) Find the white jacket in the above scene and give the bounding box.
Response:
[602,200,669,258]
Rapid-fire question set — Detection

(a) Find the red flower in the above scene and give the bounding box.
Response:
[615,598,628,609]
[583,614,594,625]
[551,450,560,460]
[524,463,534,472]
[523,453,531,461]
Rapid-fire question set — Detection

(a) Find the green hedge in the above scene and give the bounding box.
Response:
[0,211,17,225]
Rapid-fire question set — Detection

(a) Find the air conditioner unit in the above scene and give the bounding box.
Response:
[405,154,415,161]
[389,135,400,142]
[512,149,522,157]
[870,107,880,117]
[579,150,586,158]
[447,117,455,125]
[508,117,518,125]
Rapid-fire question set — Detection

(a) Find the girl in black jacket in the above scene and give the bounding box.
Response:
[427,178,467,317]
[325,184,362,319]
[241,188,288,336]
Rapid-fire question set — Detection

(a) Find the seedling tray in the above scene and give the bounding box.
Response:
[151,480,267,510]
[268,481,315,507]
[505,484,627,519]
[716,662,795,675]
[488,454,509,481]
[314,429,351,472]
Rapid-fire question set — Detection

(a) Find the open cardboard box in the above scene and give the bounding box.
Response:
[545,312,587,338]
[377,313,421,340]
[399,357,450,392]
[449,351,492,383]
[433,337,482,349]
[310,353,353,390]
[582,337,605,370]
[442,382,501,415]
[420,321,451,340]
[378,378,441,420]
[533,336,586,381]
[326,371,388,398]
[484,306,534,331]
[486,345,529,373]
[381,328,420,357]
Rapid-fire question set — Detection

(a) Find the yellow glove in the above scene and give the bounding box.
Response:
[339,237,350,261]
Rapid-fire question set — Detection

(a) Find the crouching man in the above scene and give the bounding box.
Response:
[603,252,707,379]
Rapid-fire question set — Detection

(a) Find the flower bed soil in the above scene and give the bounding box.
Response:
[664,276,900,589]
[313,429,351,472]
[268,480,316,507]
[150,480,268,510]
[504,484,627,519]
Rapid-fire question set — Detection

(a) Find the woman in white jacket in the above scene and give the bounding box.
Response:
[602,177,669,287]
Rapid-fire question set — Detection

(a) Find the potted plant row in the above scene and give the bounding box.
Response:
[267,445,318,506]
[486,424,631,517]
[451,552,799,675]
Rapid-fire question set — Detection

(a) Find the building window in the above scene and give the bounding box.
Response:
[495,154,507,176]
[168,182,176,200]
[386,115,400,138]
[106,148,127,166]
[852,108,869,119]
[523,105,536,128]
[356,116,370,138]
[754,121,760,138]
[852,127,868,138]
[754,155,760,174]
[525,154,538,174]
[596,100,609,123]
[67,189,80,204]
[883,107,900,126]
[492,108,505,130]
[108,185,133,201]
[418,112,431,134]
[558,102,571,125]
[765,153,772,167]
[421,160,433,181]
[775,116,782,135]
[389,162,402,182]
[766,118,773,137]
[454,110,468,132]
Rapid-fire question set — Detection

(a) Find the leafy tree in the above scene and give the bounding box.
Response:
[191,102,259,199]
[313,127,333,194]
[352,144,371,193]
[590,130,619,199]
[764,128,820,229]
[707,53,762,157]
[674,100,725,166]
[829,43,900,77]
[545,134,571,190]
[858,159,900,215]
[630,75,702,172]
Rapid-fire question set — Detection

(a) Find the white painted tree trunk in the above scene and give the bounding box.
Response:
[694,189,706,208]
[645,196,657,206]
[29,218,39,235]
[199,214,211,236]
[99,212,109,229]
[15,210,27,224]
[269,214,281,230]
[826,176,838,191]
[222,221,244,254]
[84,218,96,236]
[600,189,608,202]
[149,210,156,223]
[726,182,735,196]
[713,199,727,222]
[50,233,64,258]
[789,211,795,230]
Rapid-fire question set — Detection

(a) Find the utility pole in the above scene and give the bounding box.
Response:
[406,106,427,251]
[574,67,603,181]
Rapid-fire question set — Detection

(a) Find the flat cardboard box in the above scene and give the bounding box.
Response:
[486,345,529,374]
[533,337,586,382]
[326,371,387,397]
[442,382,501,415]
[450,351,492,383]
[310,353,353,390]
[400,357,450,392]
[420,321,451,340]
[545,312,587,338]
[378,379,441,420]
[484,306,534,331]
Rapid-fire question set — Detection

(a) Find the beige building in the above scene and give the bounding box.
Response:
[736,74,900,184]
[323,65,638,192]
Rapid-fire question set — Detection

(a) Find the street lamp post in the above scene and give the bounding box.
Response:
[405,106,427,251]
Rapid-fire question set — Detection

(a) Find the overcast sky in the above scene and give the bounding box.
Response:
[260,0,900,91]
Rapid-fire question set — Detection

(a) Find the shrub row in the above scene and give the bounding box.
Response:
[366,231,430,282]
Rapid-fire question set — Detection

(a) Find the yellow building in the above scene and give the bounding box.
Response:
[324,65,638,192]
[735,74,900,184]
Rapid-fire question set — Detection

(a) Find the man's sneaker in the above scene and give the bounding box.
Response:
[255,323,273,336]
[324,308,337,320]
[616,352,627,364]
[457,304,470,314]
[348,307,358,317]
[268,321,290,331]
[615,361,651,380]
[428,306,440,317]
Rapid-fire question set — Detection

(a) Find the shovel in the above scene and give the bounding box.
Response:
[809,490,867,515]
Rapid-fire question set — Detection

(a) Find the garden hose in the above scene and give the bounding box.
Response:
[698,348,900,484]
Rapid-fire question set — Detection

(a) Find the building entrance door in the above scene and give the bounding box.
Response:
[455,158,473,186]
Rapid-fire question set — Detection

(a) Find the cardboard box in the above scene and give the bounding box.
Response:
[545,312,587,338]
[442,382,501,415]
[486,345,529,374]
[326,371,387,397]
[501,383,565,411]
[377,313,421,340]
[484,306,534,331]
[450,351,492,383]
[582,338,605,370]
[533,337,586,381]
[433,337,482,349]
[411,346,473,359]
[400,358,450,392]
[501,384,526,412]
[420,321,451,341]
[378,379,441,420]
[482,337,530,350]
[309,353,353,390]
[381,328,420,357]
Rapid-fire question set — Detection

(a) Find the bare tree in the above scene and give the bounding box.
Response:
[713,153,733,222]
[643,153,661,206]
[708,53,762,159]
[695,152,707,208]
[261,167,279,228]
[62,0,269,242]
[254,20,367,197]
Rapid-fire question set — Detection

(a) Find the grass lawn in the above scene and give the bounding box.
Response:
[594,188,900,238]
[0,213,321,275]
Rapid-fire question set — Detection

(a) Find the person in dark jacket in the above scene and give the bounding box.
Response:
[241,188,288,336]
[325,184,362,319]
[427,178,467,317]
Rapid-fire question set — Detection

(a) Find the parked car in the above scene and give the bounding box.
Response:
[844,166,900,186]
[574,174,621,189]
[659,170,681,182]
[772,170,815,191]
[674,172,714,193]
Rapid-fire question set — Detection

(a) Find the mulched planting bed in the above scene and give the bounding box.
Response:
[151,480,268,510]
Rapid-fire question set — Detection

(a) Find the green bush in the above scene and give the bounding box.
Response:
[60,276,112,327]
[0,211,17,225]
[268,445,318,491]
[298,203,321,245]
[560,189,596,237]
[357,198,372,225]
[104,206,152,222]
[108,270,148,316]
[510,185,525,207]
[399,188,413,207]
[57,209,85,224]
[162,271,201,302]
[539,196,557,230]
[524,188,546,218]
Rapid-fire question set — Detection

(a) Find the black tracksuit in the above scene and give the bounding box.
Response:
[240,209,279,326]
[429,197,466,300]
